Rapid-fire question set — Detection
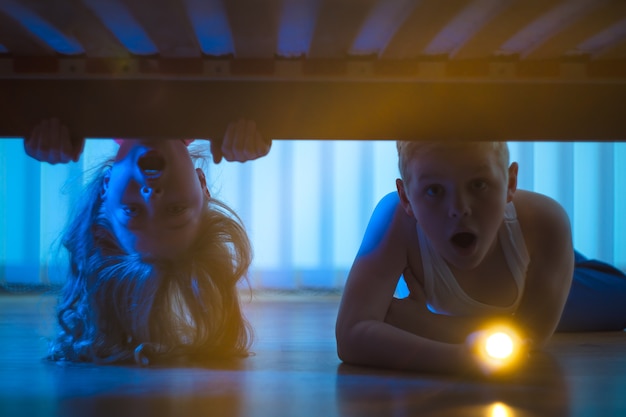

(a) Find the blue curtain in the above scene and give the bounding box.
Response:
[0,139,624,290]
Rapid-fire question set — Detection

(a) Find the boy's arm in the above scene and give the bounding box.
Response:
[510,191,574,348]
[384,284,511,344]
[335,193,471,373]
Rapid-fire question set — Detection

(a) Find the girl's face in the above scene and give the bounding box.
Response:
[399,145,517,271]
[102,139,208,259]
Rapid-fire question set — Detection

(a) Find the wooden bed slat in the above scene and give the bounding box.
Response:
[2,78,625,141]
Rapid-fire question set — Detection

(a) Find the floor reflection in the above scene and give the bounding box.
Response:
[335,351,569,417]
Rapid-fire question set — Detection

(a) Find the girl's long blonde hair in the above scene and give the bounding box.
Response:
[49,145,253,365]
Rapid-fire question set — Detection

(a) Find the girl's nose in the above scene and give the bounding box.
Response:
[141,185,163,199]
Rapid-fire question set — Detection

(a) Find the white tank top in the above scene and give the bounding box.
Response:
[416,202,530,316]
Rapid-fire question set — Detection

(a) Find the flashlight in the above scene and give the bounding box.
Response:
[485,331,514,359]
[468,324,526,375]
[489,402,514,417]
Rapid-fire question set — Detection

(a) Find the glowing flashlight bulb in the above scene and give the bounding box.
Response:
[489,402,513,417]
[469,325,525,375]
[485,332,514,359]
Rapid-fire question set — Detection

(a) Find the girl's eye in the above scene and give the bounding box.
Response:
[122,205,140,217]
[168,205,187,215]
[425,185,443,197]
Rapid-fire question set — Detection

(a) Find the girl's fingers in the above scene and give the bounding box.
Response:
[244,119,259,160]
[221,119,267,162]
[232,118,249,161]
[46,118,62,163]
[24,124,40,159]
[212,119,270,164]
[55,120,72,163]
[71,135,86,162]
[254,127,271,159]
[220,119,242,162]
[24,118,83,164]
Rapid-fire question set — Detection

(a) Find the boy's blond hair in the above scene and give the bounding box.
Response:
[396,141,510,186]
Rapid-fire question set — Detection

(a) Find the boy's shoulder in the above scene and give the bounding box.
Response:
[359,191,415,255]
[513,189,568,219]
[513,189,572,247]
[369,191,408,229]
[378,191,401,207]
[373,191,416,231]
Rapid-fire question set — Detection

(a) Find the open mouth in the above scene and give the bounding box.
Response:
[451,232,477,249]
[138,151,166,178]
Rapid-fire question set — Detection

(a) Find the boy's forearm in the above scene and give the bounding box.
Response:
[387,305,512,344]
[394,313,483,344]
[337,319,469,373]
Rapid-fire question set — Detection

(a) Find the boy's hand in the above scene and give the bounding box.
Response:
[24,118,85,164]
[211,119,271,163]
[464,325,531,377]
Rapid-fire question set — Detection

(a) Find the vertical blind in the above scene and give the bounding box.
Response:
[0,139,624,290]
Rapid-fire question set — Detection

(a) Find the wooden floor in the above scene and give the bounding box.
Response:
[1,294,625,417]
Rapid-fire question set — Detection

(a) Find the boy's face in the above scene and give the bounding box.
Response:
[398,145,517,271]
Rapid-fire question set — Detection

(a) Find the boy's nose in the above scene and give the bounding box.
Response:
[448,195,471,218]
[450,208,470,218]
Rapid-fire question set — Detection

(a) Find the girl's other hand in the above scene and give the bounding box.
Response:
[24,118,85,164]
[212,119,271,163]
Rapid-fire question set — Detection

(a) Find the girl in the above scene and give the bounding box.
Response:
[25,118,270,365]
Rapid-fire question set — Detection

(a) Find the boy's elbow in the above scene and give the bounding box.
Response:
[336,344,348,363]
[335,326,349,362]
[335,322,358,364]
[336,339,360,365]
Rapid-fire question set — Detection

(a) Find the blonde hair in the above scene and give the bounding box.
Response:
[49,145,253,365]
[396,141,510,186]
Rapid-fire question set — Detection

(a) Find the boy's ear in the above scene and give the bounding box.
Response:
[100,168,111,199]
[196,168,211,199]
[506,162,518,203]
[396,178,415,217]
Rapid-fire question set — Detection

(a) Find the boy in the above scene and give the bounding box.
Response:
[335,141,574,375]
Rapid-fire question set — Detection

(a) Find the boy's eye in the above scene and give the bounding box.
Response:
[425,185,443,197]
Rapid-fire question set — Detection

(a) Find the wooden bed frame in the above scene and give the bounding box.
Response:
[2,69,626,141]
[2,0,626,141]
